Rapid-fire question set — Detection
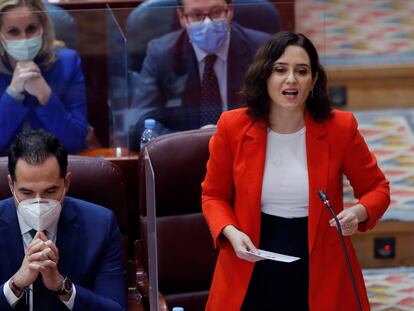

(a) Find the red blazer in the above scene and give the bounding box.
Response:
[202,108,390,311]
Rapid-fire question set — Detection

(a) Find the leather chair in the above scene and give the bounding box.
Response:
[138,128,218,311]
[0,155,144,310]
[126,0,280,72]
[45,4,79,50]
[126,0,178,73]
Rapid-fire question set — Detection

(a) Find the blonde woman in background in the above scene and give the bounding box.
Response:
[0,0,87,154]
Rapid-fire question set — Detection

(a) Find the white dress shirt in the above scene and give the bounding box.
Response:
[191,32,231,111]
[3,212,76,310]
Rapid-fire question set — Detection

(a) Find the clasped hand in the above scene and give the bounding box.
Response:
[13,231,63,292]
[10,61,51,104]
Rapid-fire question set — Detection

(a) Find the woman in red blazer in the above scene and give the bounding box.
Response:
[202,31,390,310]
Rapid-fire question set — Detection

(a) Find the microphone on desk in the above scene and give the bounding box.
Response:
[318,190,363,311]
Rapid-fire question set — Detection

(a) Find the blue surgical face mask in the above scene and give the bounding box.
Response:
[187,18,229,53]
[2,34,43,61]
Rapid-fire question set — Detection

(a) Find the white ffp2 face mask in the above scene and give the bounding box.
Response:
[16,197,62,232]
[2,34,43,61]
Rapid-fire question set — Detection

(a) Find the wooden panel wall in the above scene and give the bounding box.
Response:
[327,64,414,110]
[351,221,414,268]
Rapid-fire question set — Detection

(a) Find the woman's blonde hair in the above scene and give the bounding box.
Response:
[0,0,61,74]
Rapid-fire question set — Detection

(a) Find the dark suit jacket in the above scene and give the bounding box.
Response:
[0,197,126,311]
[129,22,270,149]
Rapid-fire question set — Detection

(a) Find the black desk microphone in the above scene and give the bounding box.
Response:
[318,190,363,311]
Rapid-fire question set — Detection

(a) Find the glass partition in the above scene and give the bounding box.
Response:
[107,5,129,150]
[0,6,100,155]
[126,1,296,151]
[45,3,79,50]
[1,5,141,157]
[0,4,134,155]
[122,2,297,310]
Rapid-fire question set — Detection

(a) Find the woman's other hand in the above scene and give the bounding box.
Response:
[329,203,368,236]
[222,225,262,262]
[10,61,40,94]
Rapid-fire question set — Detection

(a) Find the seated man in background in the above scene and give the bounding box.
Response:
[129,0,270,149]
[0,0,88,155]
[0,130,126,310]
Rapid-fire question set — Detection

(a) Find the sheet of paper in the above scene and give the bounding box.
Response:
[244,249,300,263]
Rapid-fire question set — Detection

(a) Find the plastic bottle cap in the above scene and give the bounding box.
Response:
[171,308,184,311]
[144,118,156,129]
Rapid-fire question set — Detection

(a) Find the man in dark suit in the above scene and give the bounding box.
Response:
[0,130,126,310]
[129,0,270,148]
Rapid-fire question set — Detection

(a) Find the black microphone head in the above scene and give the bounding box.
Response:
[318,190,328,202]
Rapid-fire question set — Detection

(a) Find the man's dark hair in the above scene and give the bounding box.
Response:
[177,0,232,6]
[8,130,68,181]
[241,31,332,123]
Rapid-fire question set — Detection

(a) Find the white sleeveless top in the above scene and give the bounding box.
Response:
[261,127,309,218]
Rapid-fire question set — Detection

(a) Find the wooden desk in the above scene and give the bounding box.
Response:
[80,147,137,158]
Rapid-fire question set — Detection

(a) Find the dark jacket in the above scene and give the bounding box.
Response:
[129,22,269,148]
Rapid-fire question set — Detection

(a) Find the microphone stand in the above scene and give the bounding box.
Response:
[318,190,363,311]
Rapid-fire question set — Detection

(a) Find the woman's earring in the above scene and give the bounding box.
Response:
[310,90,314,98]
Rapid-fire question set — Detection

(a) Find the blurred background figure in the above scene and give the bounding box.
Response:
[128,0,271,150]
[0,0,87,155]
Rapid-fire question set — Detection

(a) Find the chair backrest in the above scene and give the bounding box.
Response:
[0,155,128,237]
[233,0,281,34]
[45,4,79,50]
[126,0,280,72]
[139,128,218,311]
[126,0,178,73]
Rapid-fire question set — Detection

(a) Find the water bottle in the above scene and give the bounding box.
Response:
[171,308,184,311]
[140,118,158,150]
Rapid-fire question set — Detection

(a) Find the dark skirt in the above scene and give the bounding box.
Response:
[241,213,309,311]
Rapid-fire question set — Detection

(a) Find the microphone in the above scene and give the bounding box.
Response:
[318,190,362,311]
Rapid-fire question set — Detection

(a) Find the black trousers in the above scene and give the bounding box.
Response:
[241,213,309,311]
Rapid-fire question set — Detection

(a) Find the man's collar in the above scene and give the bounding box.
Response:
[16,211,31,235]
[191,30,231,63]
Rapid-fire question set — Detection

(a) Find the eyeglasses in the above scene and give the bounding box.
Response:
[184,8,228,24]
